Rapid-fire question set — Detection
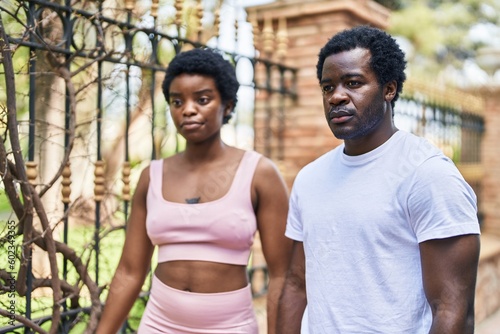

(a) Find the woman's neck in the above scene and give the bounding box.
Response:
[182,139,228,163]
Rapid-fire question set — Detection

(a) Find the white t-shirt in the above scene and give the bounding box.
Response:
[286,130,480,333]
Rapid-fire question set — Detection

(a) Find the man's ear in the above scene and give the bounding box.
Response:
[384,80,397,102]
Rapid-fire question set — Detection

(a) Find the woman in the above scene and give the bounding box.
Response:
[96,48,292,333]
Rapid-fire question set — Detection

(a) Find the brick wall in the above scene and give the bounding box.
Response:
[476,234,500,323]
[248,0,390,188]
[475,87,500,323]
[479,88,500,236]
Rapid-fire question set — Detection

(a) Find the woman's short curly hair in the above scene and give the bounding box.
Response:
[162,48,239,124]
[316,26,407,109]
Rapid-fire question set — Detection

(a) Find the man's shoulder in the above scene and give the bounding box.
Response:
[309,146,341,166]
[296,147,341,179]
[393,130,444,163]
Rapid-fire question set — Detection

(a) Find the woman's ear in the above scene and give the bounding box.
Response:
[223,101,234,117]
[384,80,397,102]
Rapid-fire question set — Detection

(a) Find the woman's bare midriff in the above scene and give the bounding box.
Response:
[154,260,249,293]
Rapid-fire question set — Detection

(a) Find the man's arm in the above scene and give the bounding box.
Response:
[420,234,480,334]
[277,241,307,334]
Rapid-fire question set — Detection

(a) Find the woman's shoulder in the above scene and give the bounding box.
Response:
[155,153,183,170]
[251,152,285,185]
[159,153,180,163]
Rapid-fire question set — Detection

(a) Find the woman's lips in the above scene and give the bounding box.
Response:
[181,121,203,130]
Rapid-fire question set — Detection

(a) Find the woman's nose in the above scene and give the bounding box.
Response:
[182,100,197,115]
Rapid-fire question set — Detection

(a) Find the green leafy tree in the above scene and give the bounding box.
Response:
[387,0,500,84]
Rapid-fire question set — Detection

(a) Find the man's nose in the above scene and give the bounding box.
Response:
[327,86,349,106]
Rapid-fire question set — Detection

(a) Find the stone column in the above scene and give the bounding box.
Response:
[247,0,391,188]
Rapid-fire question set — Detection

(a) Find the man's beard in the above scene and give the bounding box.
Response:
[331,103,385,140]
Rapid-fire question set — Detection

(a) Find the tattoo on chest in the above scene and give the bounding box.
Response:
[185,197,201,204]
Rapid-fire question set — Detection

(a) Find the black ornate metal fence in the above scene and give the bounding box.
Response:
[397,80,485,212]
[0,0,485,333]
[0,0,296,332]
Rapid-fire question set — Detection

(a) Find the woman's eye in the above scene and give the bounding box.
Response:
[346,81,360,87]
[170,99,182,107]
[198,97,209,104]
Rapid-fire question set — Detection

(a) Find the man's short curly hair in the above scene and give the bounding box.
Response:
[162,48,239,124]
[316,26,407,109]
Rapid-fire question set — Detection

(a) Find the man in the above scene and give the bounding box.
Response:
[277,26,480,333]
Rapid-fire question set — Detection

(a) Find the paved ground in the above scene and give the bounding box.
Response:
[254,298,500,334]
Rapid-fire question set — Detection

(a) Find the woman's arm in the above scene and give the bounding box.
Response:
[253,157,293,334]
[420,234,480,334]
[96,167,155,334]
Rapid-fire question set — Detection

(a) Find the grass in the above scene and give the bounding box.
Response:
[0,189,14,213]
[0,222,154,333]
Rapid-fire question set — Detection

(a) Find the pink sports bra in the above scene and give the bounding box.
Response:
[146,150,262,266]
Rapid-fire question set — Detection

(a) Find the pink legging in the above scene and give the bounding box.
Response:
[137,275,258,333]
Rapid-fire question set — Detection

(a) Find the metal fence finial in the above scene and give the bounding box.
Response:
[122,161,131,202]
[196,0,204,42]
[151,0,159,18]
[125,0,134,11]
[25,161,38,186]
[94,161,105,202]
[61,163,71,204]
[175,0,184,28]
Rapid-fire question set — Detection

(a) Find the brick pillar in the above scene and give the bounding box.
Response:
[247,0,391,188]
[479,87,500,236]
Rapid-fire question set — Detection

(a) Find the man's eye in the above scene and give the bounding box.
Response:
[322,85,333,94]
[346,81,360,87]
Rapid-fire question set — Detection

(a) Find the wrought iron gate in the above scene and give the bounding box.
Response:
[0,0,297,332]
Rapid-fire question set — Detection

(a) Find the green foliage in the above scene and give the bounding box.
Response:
[390,2,443,57]
[374,0,404,10]
[0,223,151,331]
[388,0,500,82]
[0,189,12,212]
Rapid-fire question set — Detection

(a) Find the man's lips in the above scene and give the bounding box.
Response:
[328,109,354,124]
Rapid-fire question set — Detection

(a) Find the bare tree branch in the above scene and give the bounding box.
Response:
[0,308,49,334]
[31,229,102,334]
[1,14,61,334]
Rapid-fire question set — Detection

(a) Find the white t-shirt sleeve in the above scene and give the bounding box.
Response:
[285,183,304,242]
[407,156,480,242]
